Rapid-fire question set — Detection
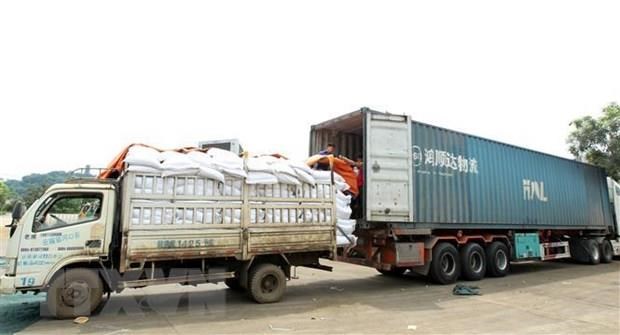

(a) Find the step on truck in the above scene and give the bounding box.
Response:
[1,167,337,318]
[310,108,619,283]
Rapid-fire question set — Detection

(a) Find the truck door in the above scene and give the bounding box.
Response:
[14,188,114,289]
[365,111,414,222]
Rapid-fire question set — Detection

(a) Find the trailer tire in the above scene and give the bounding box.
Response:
[248,263,286,304]
[486,241,510,277]
[225,277,245,292]
[430,243,460,285]
[600,240,613,264]
[583,239,601,265]
[460,243,486,281]
[46,268,104,319]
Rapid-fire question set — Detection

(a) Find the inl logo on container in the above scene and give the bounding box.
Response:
[523,179,548,202]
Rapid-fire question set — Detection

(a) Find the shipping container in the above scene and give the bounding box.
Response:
[310,108,614,231]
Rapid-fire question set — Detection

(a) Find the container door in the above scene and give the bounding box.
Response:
[365,112,414,222]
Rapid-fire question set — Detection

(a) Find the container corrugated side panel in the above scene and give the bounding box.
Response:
[410,121,613,230]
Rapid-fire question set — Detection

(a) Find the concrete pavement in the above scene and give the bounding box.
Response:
[13,259,620,334]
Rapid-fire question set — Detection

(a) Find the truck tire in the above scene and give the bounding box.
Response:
[460,243,486,281]
[376,267,407,277]
[225,277,245,292]
[248,263,286,304]
[47,268,104,319]
[600,240,613,264]
[583,239,601,265]
[486,241,510,277]
[430,243,460,285]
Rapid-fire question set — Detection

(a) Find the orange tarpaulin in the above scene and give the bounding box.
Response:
[305,155,359,197]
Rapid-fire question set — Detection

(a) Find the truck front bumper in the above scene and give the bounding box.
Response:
[0,275,16,295]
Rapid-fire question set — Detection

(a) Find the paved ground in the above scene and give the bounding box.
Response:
[7,259,619,334]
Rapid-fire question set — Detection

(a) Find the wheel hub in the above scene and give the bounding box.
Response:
[61,280,89,307]
[496,250,508,270]
[470,252,483,273]
[261,274,278,294]
[440,254,456,276]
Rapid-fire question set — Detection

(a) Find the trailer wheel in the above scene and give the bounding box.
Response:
[583,239,601,265]
[430,243,460,285]
[600,240,613,264]
[460,243,486,281]
[46,268,104,319]
[248,263,286,304]
[486,241,510,277]
[225,277,245,292]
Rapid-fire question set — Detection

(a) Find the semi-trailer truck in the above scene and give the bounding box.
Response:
[312,108,619,283]
[1,108,619,319]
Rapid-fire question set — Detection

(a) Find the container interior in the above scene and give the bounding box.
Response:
[309,111,364,160]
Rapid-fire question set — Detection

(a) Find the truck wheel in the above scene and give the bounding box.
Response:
[430,243,460,285]
[248,263,286,303]
[583,239,601,265]
[376,267,407,276]
[47,268,104,319]
[460,243,486,281]
[225,277,245,292]
[600,240,613,264]
[486,241,510,277]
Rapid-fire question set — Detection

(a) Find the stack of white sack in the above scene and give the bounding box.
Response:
[124,146,236,181]
[336,190,356,246]
[246,156,316,185]
[124,147,321,186]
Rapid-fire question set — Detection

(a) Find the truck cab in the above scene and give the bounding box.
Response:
[1,182,116,295]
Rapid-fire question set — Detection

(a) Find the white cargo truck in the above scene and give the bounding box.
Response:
[1,165,338,318]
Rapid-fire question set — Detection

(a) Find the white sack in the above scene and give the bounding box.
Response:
[124,146,162,169]
[337,235,357,246]
[289,160,313,175]
[335,180,350,192]
[337,203,352,219]
[198,166,225,183]
[272,160,297,177]
[294,168,316,184]
[126,165,161,174]
[205,148,243,168]
[275,173,301,185]
[161,168,200,177]
[312,170,332,183]
[247,157,274,173]
[246,171,279,184]
[336,190,352,203]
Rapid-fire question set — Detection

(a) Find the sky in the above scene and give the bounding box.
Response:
[0,0,619,180]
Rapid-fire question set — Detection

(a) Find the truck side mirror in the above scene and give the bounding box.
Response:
[11,202,25,222]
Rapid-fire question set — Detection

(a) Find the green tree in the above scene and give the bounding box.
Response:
[0,181,10,213]
[568,102,620,180]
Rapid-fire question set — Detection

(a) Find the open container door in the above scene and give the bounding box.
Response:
[365,110,414,222]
